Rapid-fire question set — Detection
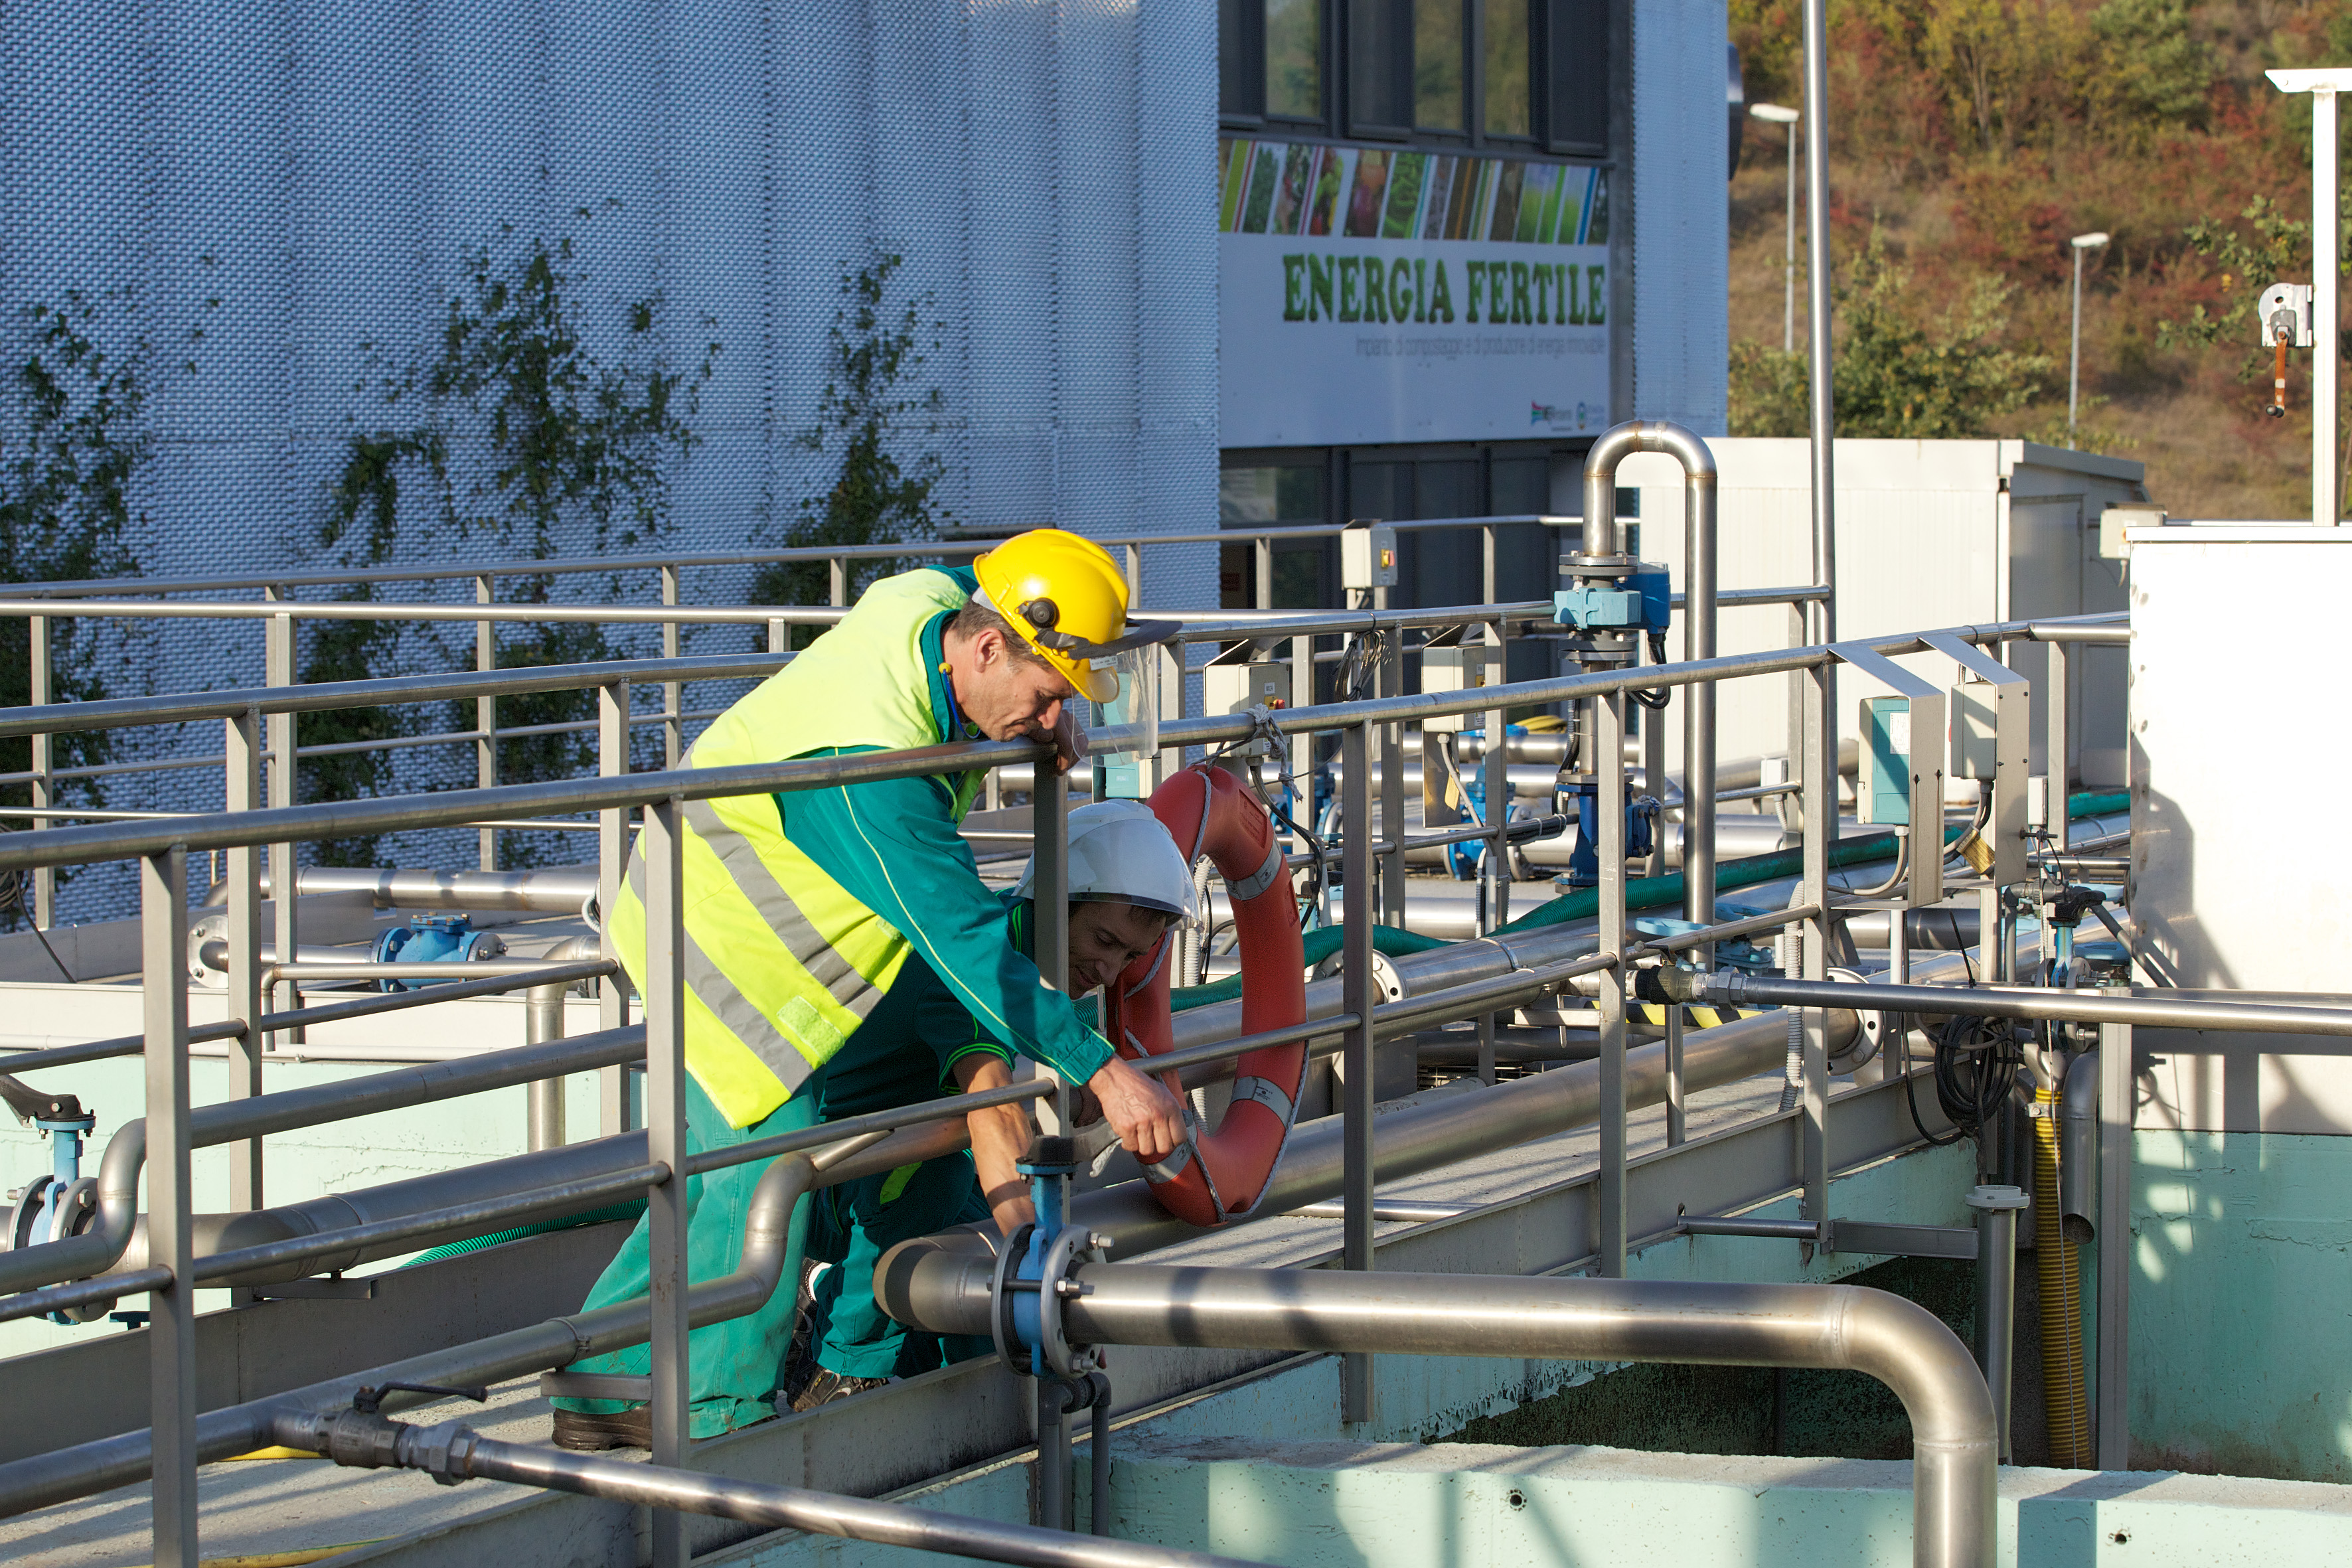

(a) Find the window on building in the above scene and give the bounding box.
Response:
[1267,0,1324,119]
[1229,1,1603,150]
[1220,462,1330,610]
[1483,0,1531,138]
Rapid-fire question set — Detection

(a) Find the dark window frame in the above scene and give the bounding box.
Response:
[1223,0,1604,156]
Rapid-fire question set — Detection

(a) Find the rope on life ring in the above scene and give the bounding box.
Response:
[1103,765,1309,1228]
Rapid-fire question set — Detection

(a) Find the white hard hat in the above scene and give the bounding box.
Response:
[1012,801,1195,923]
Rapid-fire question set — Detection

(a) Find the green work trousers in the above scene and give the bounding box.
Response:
[804,1152,994,1379]
[552,1073,819,1439]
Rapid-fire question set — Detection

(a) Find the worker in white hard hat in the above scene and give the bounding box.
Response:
[779,802,1195,1409]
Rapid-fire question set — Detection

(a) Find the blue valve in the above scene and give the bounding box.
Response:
[370,914,502,992]
[994,1137,1103,1380]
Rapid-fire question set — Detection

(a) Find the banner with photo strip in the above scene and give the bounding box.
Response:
[1219,139,1611,448]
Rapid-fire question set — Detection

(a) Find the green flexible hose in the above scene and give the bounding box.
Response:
[1170,785,2128,1010]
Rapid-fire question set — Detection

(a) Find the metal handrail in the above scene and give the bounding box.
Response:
[0,607,2131,872]
[0,516,1583,602]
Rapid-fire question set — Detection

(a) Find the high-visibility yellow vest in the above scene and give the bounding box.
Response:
[608,568,988,1127]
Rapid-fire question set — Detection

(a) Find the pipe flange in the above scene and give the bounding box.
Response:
[989,1222,1037,1380]
[1036,1224,1103,1380]
[1824,965,1883,1069]
[5,1176,54,1253]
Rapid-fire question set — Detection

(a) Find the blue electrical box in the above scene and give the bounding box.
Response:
[1859,696,1911,826]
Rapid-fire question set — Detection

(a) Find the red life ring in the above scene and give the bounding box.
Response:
[1103,765,1308,1228]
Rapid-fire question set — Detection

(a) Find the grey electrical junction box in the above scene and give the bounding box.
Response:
[1341,521,1399,590]
[1203,650,1293,716]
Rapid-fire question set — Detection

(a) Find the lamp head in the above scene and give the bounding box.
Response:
[1749,102,1800,125]
[2071,232,2110,250]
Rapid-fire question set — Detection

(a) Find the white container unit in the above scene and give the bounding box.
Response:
[1562,438,2144,789]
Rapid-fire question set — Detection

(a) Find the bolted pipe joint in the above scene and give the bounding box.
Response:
[275,1407,482,1486]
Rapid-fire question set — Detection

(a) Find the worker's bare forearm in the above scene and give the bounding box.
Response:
[954,1054,1037,1238]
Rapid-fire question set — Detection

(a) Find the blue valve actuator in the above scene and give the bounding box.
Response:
[1553,562,1672,632]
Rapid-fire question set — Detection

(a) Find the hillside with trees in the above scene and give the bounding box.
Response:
[1729,0,2352,518]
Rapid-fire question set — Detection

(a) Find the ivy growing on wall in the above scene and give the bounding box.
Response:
[753,253,950,642]
[307,213,713,865]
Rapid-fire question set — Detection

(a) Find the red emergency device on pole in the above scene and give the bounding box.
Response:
[1104,765,1309,1228]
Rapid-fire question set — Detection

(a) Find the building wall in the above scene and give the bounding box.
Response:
[1627,0,1729,435]
[1581,437,2140,783]
[1,1,1219,584]
[0,0,1219,918]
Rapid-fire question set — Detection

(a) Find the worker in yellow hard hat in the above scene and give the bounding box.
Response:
[552,528,1190,1450]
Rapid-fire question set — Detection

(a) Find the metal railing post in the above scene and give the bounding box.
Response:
[597,680,634,1137]
[476,574,498,871]
[767,617,789,656]
[827,555,848,608]
[641,795,690,1568]
[1665,1006,1687,1146]
[1800,657,1832,1225]
[1685,463,1719,933]
[264,603,301,1038]
[1784,603,1806,832]
[28,611,51,928]
[661,564,684,769]
[143,844,196,1567]
[1377,629,1404,929]
[1340,720,1375,1423]
[1597,688,1628,1277]
[1253,536,1273,611]
[1030,753,1071,1131]
[1290,630,1314,789]
[2096,1017,2132,1468]
[527,980,568,1151]
[224,708,264,1211]
[1478,615,1508,1084]
[2046,634,2071,797]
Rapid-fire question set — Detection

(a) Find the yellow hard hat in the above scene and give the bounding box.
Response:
[973,529,1175,703]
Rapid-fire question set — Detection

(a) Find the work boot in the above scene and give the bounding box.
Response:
[550,1405,651,1452]
[789,1369,892,1413]
[777,1259,826,1409]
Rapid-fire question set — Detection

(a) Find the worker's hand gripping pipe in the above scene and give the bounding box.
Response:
[994,1137,1115,1536]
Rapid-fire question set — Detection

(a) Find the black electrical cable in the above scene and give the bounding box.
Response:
[1630,631,1673,710]
[1902,906,1987,1147]
[1931,1013,2023,1140]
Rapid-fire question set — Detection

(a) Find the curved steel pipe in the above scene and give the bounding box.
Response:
[1580,421,1719,931]
[271,1409,1269,1568]
[0,1026,646,1296]
[882,1261,1993,1568]
[0,1118,963,1520]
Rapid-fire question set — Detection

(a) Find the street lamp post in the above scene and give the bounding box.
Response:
[1751,104,1801,353]
[2069,232,2110,446]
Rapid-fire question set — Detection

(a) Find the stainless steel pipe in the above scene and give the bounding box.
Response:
[1691,974,2352,1038]
[240,864,600,913]
[881,1261,1994,1568]
[0,1026,647,1296]
[1580,423,1720,933]
[0,1120,958,1520]
[272,1409,1269,1568]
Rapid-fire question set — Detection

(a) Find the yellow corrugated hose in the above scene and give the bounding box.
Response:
[139,1545,383,1568]
[2034,1081,2092,1466]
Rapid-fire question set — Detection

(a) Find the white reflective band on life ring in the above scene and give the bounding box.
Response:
[1227,833,1289,905]
[1229,1073,1296,1127]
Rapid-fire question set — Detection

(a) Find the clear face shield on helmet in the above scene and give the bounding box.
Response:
[1089,644,1176,802]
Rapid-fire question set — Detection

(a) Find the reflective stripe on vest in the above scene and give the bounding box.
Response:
[608,567,985,1129]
